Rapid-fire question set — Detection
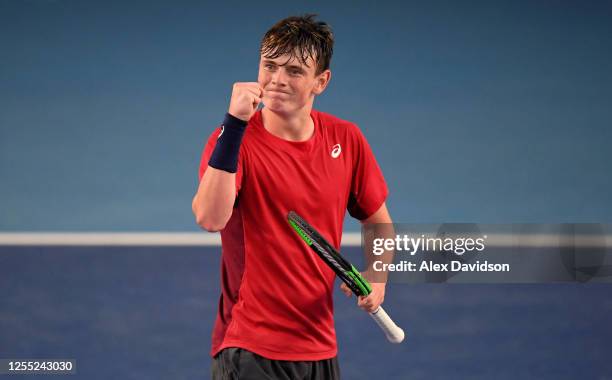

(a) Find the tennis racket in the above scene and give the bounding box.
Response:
[287,211,405,344]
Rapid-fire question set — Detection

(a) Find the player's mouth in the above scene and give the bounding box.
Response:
[266,89,290,96]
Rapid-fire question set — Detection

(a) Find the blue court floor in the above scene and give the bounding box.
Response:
[1,246,611,379]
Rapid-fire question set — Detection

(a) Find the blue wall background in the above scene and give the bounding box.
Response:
[2,0,611,231]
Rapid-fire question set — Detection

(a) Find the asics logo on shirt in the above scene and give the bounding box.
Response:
[331,144,342,158]
[218,126,224,139]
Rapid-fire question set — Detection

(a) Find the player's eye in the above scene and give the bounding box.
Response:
[264,63,276,70]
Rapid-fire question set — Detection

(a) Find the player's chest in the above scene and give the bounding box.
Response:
[243,143,351,209]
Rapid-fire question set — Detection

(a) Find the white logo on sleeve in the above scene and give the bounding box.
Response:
[218,126,224,139]
[331,143,341,158]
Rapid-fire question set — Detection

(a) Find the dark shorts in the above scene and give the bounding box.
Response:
[211,348,341,380]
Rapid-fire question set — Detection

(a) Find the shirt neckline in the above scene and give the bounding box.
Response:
[251,109,321,154]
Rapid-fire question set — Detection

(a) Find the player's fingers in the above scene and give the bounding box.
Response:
[232,82,259,96]
[239,92,261,106]
[357,295,369,307]
[238,82,261,89]
[340,283,352,297]
[358,296,375,312]
[243,85,263,97]
[245,88,262,98]
[360,294,381,312]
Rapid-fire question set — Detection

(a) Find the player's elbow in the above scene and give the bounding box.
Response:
[193,204,228,232]
[200,222,224,233]
[192,194,231,232]
[195,214,227,232]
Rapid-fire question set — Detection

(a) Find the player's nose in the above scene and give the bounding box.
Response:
[270,68,287,86]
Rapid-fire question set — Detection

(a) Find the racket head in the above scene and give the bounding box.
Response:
[287,211,372,297]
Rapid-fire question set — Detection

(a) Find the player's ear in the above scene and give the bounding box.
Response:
[312,69,331,95]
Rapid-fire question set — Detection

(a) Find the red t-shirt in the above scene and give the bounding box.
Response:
[198,109,388,361]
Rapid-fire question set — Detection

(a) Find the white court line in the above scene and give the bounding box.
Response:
[0,233,610,248]
[0,232,362,246]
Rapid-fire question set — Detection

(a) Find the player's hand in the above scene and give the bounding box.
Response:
[228,82,263,121]
[357,282,385,313]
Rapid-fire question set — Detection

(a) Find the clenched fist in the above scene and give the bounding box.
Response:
[228,82,263,122]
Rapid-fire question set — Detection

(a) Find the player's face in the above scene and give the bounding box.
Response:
[258,52,330,116]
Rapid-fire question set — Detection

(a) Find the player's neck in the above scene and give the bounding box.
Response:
[261,107,314,142]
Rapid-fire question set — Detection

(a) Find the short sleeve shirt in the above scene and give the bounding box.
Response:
[198,109,388,360]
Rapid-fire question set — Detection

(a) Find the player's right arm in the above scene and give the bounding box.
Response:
[192,82,262,232]
[192,167,236,232]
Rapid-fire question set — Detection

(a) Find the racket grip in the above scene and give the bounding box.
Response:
[369,306,405,344]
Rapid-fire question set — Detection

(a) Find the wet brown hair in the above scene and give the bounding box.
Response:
[260,14,334,75]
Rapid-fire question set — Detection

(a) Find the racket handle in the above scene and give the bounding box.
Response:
[369,306,405,344]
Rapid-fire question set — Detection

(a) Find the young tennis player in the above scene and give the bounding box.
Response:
[192,14,392,379]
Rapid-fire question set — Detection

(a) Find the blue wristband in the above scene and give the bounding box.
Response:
[208,113,248,173]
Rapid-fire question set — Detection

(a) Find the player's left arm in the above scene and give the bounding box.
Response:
[341,202,393,312]
[361,202,391,224]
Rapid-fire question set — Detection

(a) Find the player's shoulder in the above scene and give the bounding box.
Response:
[313,109,363,138]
